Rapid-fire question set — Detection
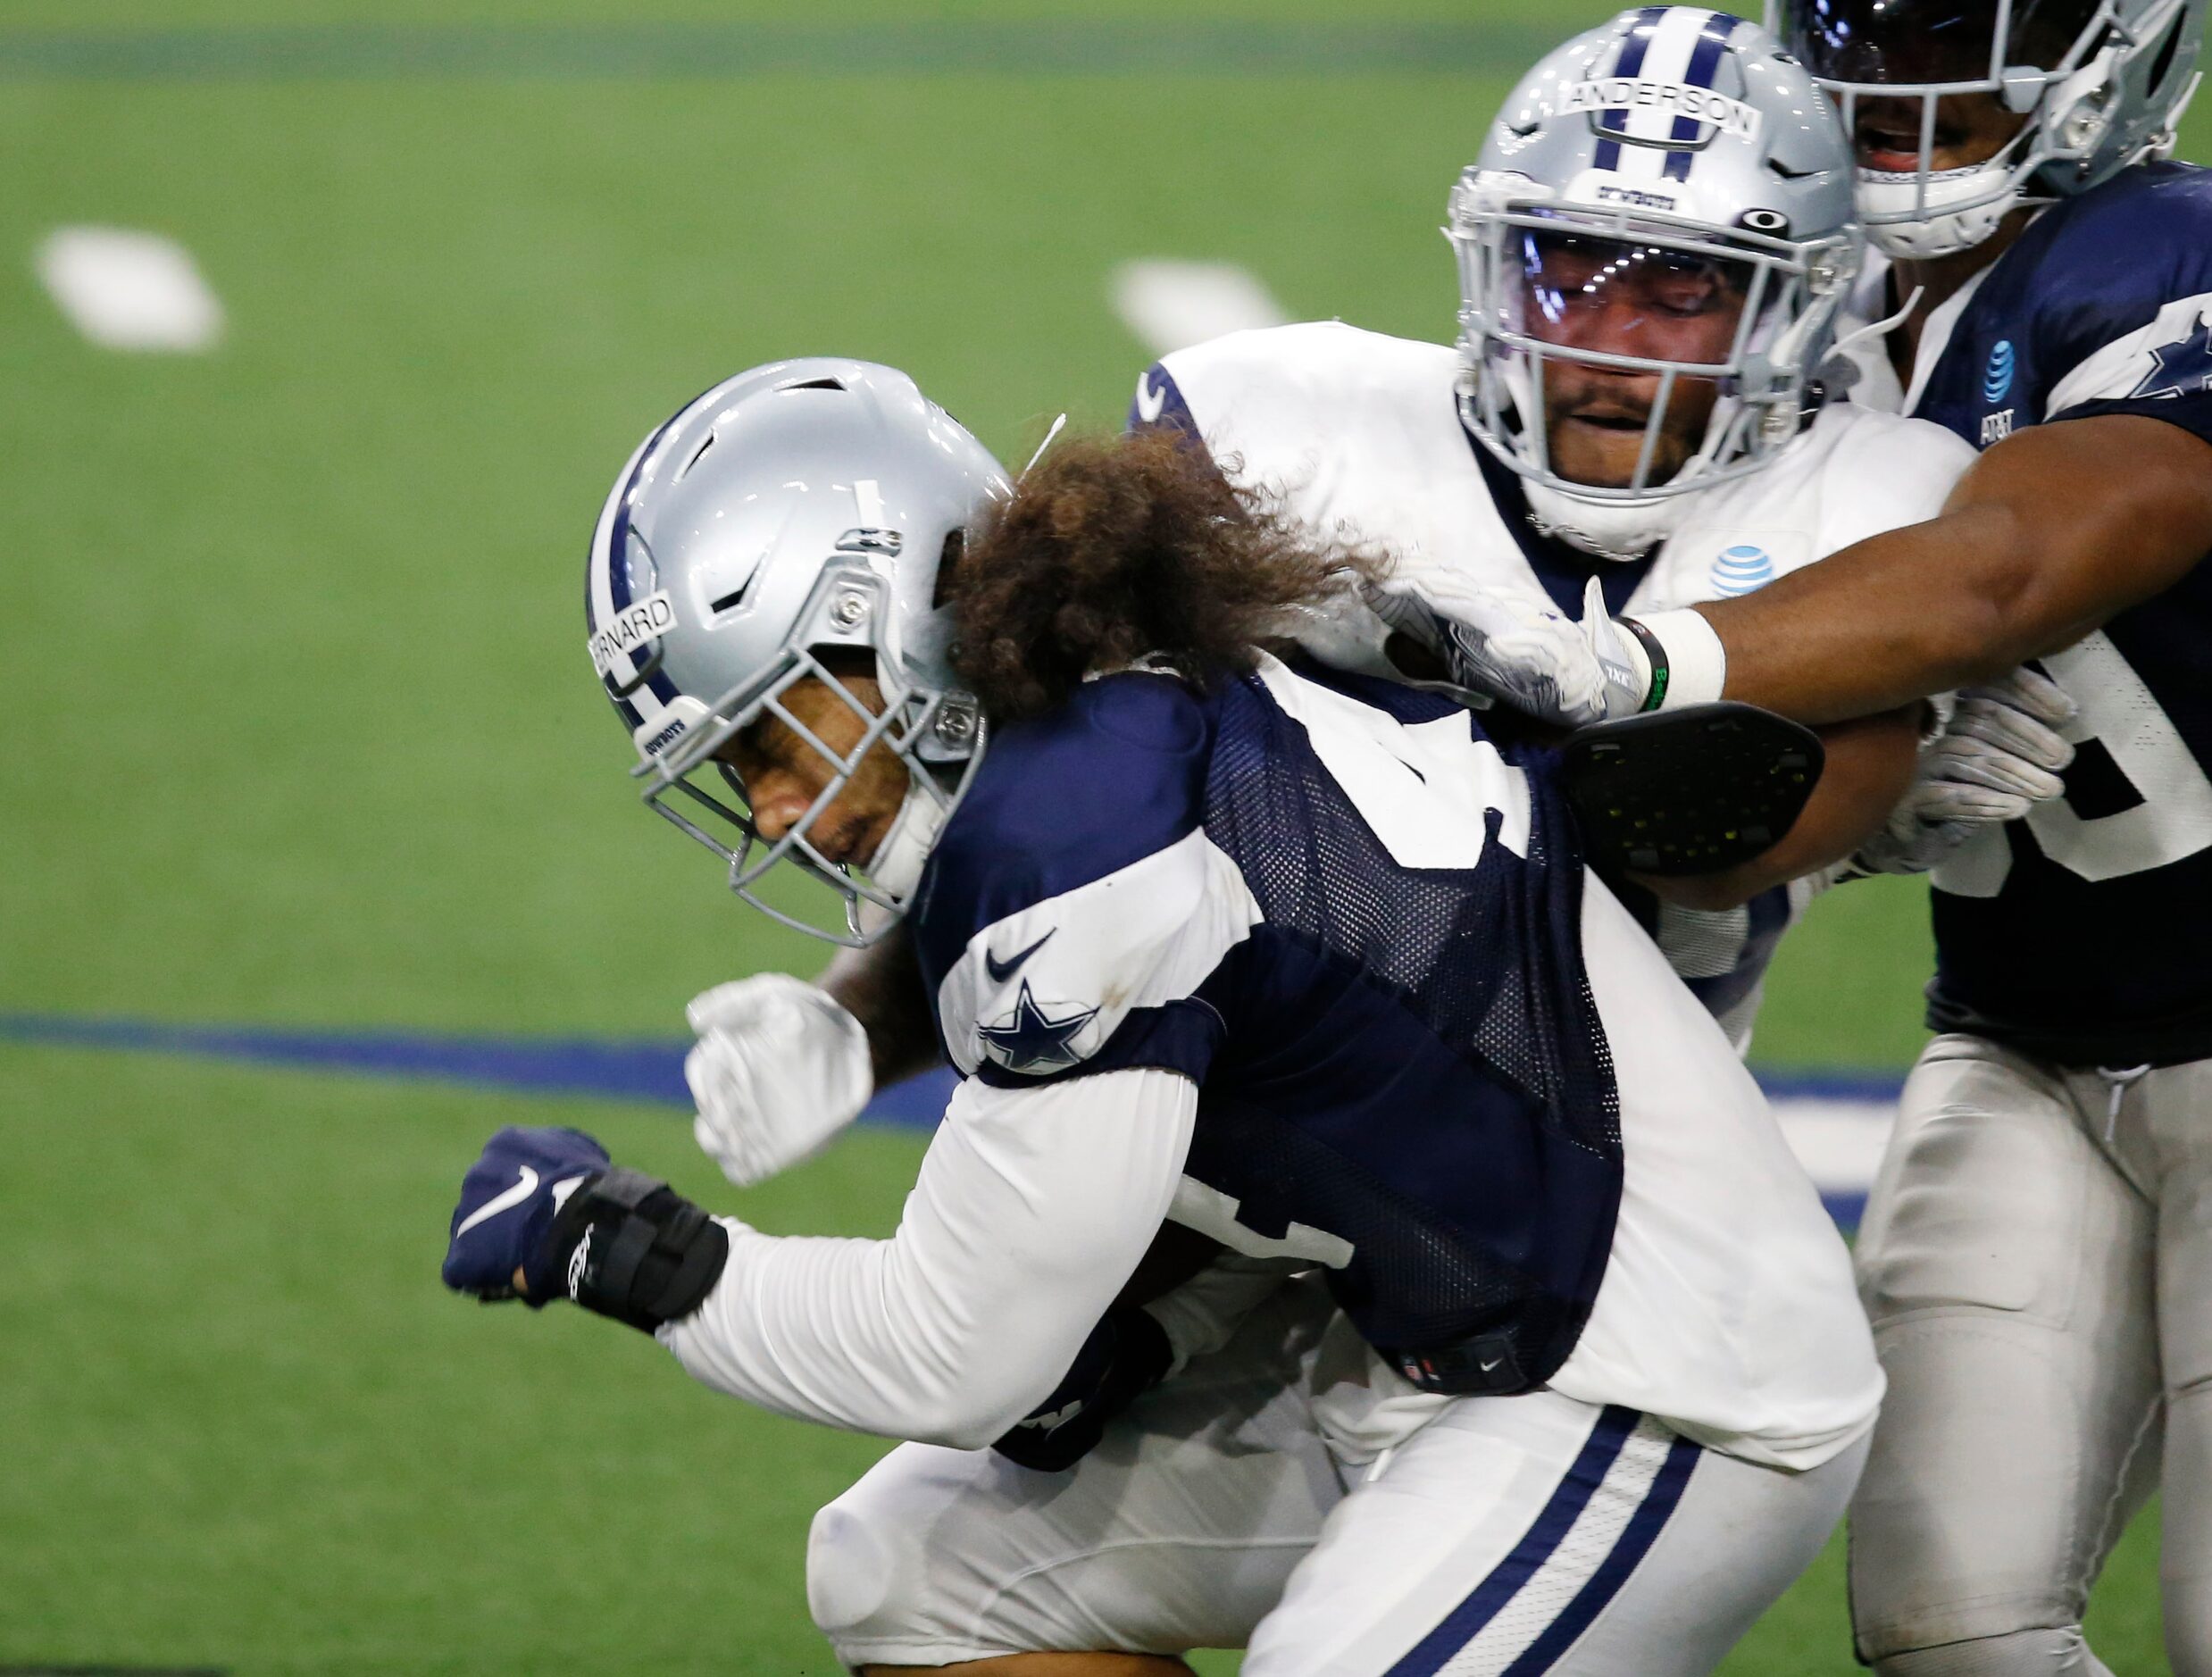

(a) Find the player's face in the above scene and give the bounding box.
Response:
[1850,88,2029,173]
[1515,232,1750,488]
[714,672,910,869]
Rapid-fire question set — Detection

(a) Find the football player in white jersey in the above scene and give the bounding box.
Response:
[1122,5,2088,1057]
[1418,0,2212,1670]
[447,363,1883,1676]
[692,4,2070,1173]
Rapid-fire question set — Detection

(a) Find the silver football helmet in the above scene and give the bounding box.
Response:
[1449,6,1859,560]
[584,359,1010,946]
[1772,0,2205,257]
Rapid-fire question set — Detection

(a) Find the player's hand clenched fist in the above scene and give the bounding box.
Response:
[684,974,873,1187]
[1851,666,2077,875]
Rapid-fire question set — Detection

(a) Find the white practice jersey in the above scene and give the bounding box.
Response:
[667,657,1880,1471]
[1133,321,1976,1047]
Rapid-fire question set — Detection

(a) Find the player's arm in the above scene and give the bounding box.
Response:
[1638,704,1922,911]
[678,930,939,1189]
[1700,416,2212,725]
[658,1066,1197,1447]
[445,1067,1198,1448]
[818,926,940,1087]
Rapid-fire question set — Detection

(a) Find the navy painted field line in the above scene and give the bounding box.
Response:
[0,21,1564,82]
[0,1011,965,1127]
[0,1009,1898,1119]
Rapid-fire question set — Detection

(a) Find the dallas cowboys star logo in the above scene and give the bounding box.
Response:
[975,980,1099,1073]
[2130,313,2212,400]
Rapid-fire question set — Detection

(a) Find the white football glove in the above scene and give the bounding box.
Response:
[1849,666,2078,876]
[1373,570,1635,724]
[1372,569,1729,726]
[683,974,873,1188]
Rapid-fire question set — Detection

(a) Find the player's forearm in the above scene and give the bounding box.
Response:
[1640,705,1922,911]
[660,1068,1198,1447]
[1699,418,2212,724]
[818,926,942,1087]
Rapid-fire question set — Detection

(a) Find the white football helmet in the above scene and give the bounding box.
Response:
[1772,0,2206,257]
[584,360,1010,946]
[1450,6,1861,560]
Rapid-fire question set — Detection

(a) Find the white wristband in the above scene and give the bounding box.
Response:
[1633,607,1727,712]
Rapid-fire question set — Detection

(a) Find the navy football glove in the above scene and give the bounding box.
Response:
[443,1125,731,1333]
[442,1125,612,1305]
[993,1305,1173,1472]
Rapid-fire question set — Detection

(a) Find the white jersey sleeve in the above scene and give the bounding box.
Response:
[659,1066,1198,1448]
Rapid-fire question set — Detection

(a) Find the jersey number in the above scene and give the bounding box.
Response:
[1935,632,2212,897]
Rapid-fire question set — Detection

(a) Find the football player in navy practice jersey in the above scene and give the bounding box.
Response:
[1425,1,2212,1671]
[447,363,1888,1675]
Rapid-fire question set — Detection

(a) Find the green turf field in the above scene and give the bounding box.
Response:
[2,4,2193,1669]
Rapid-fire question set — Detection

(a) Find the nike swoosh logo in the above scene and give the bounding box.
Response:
[1134,371,1168,424]
[455,1164,538,1238]
[985,928,1056,985]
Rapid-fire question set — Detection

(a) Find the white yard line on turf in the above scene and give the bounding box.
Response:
[36,226,224,352]
[1110,259,1288,357]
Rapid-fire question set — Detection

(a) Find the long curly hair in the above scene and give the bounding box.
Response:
[948,427,1385,722]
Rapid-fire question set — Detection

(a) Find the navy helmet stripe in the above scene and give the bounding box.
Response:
[1664,12,1735,182]
[1384,1406,1641,1675]
[602,413,684,708]
[1594,7,1670,171]
[1501,1431,1703,1673]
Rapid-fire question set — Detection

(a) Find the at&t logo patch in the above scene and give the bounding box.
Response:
[1710,544,1774,596]
[1983,339,2016,404]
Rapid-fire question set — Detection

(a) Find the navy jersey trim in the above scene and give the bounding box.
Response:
[1127,362,1203,441]
[1284,655,1470,725]
[910,672,1213,994]
[971,997,1224,1090]
[2045,392,2212,451]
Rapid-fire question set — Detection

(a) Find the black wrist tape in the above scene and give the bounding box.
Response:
[540,1168,730,1334]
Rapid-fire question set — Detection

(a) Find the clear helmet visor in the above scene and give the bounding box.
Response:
[1461,212,1790,501]
[1507,227,1757,371]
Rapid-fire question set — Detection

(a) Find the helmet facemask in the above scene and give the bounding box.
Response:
[622,562,983,948]
[1452,179,1855,555]
[1774,0,2201,257]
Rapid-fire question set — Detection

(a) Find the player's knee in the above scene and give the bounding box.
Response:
[806,1496,901,1643]
[1872,1627,2113,1676]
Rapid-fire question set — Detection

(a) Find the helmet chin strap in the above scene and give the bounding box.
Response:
[1519,475,1687,562]
[864,776,949,900]
[1859,161,2026,260]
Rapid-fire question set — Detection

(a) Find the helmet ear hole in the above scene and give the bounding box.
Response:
[931,529,967,610]
[2147,12,2184,95]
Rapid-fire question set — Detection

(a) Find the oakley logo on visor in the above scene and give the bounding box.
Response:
[1564,78,1764,140]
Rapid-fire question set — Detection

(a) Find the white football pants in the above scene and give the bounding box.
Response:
[1849,1034,2212,1674]
[806,1279,1863,1675]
